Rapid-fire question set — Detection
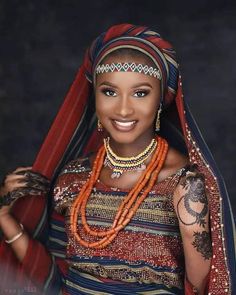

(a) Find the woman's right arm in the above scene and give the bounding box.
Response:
[0,167,31,261]
[0,167,67,294]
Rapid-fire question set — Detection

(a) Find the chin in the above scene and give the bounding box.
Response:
[108,131,142,145]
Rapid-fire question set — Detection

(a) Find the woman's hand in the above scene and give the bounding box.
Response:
[0,167,50,261]
[0,167,50,218]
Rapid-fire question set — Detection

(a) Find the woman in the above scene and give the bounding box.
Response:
[0,24,235,295]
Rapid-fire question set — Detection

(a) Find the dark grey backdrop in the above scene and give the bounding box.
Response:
[0,0,235,213]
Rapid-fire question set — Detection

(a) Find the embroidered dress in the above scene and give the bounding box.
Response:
[51,157,187,294]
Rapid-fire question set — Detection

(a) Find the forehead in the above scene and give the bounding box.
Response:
[96,71,160,89]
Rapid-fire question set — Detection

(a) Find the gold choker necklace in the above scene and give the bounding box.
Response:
[103,137,157,178]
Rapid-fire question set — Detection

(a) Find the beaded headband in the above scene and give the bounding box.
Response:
[95,62,161,80]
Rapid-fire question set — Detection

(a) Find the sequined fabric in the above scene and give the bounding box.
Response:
[54,157,187,291]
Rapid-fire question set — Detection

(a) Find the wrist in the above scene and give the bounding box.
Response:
[5,223,24,244]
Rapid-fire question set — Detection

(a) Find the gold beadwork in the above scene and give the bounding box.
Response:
[97,119,103,132]
[104,137,157,178]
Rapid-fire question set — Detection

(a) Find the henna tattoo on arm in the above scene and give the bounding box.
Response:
[192,231,212,260]
[177,173,208,227]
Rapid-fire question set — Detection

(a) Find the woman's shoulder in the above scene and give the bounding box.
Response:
[172,164,208,233]
[59,155,92,177]
[158,145,189,183]
[173,162,207,207]
[53,155,93,214]
[53,155,92,195]
[165,146,188,169]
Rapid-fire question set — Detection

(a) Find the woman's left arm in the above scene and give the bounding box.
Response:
[173,171,212,295]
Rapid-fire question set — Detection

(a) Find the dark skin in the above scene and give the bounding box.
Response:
[90,146,188,190]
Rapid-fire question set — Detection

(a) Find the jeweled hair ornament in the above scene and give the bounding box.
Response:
[95,62,161,80]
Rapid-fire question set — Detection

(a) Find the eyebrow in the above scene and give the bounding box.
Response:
[98,81,153,89]
[98,81,118,88]
[131,82,153,89]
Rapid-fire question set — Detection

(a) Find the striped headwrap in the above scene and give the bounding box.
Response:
[84,23,179,107]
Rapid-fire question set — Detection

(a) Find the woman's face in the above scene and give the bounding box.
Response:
[95,55,161,145]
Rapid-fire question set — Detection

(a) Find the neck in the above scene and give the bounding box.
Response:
[108,131,155,158]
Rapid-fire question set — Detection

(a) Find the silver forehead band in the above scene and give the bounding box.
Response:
[95,62,161,80]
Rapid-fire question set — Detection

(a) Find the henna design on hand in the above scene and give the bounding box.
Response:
[177,174,208,227]
[192,231,212,260]
[0,171,50,209]
[0,192,12,208]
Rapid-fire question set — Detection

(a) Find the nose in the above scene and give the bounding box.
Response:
[115,95,134,117]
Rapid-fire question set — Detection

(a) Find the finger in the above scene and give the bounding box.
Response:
[26,181,50,191]
[18,178,30,184]
[27,187,49,195]
[27,180,50,189]
[1,184,48,208]
[25,172,50,186]
[4,174,50,193]
[11,187,48,198]
[4,182,28,193]
[25,170,49,180]
[15,169,34,176]
[4,177,27,187]
[12,167,32,174]
[5,174,26,182]
[14,182,28,188]
[24,189,46,196]
[8,178,50,191]
[3,178,26,193]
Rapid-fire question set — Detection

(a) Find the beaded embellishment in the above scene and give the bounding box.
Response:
[95,62,161,80]
[104,137,158,178]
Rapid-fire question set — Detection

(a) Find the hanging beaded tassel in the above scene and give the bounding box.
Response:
[155,104,162,132]
[104,137,157,178]
[97,119,103,132]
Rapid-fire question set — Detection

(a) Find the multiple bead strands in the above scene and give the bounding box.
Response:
[70,136,168,249]
[104,137,157,178]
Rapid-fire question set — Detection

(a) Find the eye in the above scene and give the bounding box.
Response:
[102,88,117,97]
[133,90,149,98]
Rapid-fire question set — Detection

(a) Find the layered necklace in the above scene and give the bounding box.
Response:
[104,137,157,178]
[70,136,169,249]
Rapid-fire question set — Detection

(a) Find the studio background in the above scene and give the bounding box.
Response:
[0,0,235,214]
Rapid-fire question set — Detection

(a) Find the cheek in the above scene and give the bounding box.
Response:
[137,97,159,119]
[95,95,115,117]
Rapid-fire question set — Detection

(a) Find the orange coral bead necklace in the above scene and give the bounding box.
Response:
[70,136,168,249]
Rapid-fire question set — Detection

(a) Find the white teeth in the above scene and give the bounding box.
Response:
[114,120,136,127]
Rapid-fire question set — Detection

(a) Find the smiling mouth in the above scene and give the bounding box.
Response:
[112,120,137,131]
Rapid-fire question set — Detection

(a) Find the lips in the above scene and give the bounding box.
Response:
[112,120,137,132]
